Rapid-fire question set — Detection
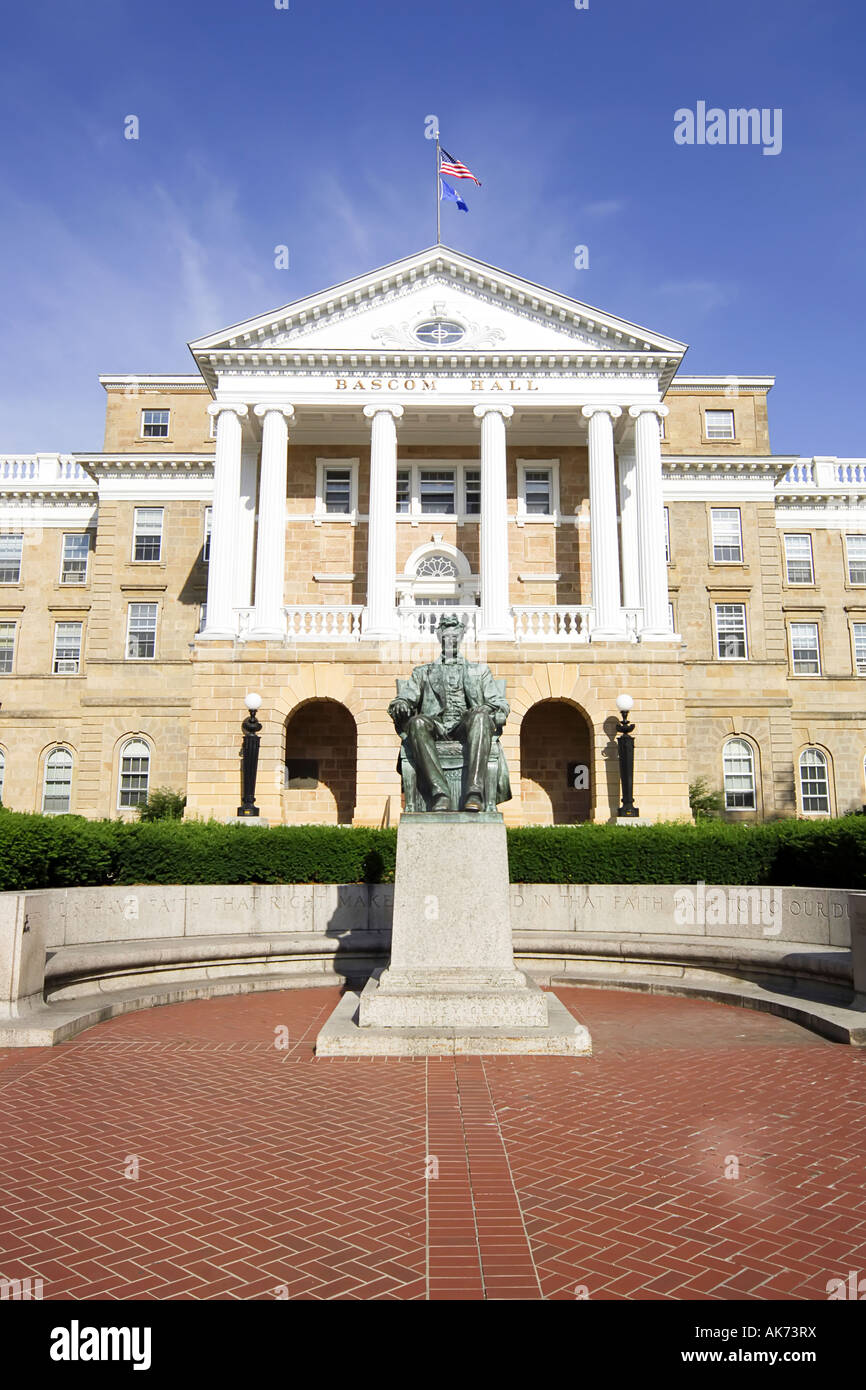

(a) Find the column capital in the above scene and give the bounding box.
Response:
[581,404,622,421]
[363,404,404,420]
[207,402,248,419]
[253,403,294,420]
[628,404,669,420]
[473,404,514,421]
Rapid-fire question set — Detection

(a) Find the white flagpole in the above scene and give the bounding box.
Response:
[436,131,441,243]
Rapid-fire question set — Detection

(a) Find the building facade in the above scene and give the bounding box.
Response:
[1,247,864,825]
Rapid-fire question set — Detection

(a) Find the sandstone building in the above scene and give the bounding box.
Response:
[1,247,864,825]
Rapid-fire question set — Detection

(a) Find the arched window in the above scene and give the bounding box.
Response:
[118,738,151,809]
[0,748,5,805]
[42,747,73,815]
[799,748,830,814]
[723,739,756,810]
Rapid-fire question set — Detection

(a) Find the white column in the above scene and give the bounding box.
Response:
[582,405,625,639]
[473,405,514,640]
[234,445,258,610]
[617,445,641,611]
[629,405,671,640]
[250,403,294,638]
[202,403,248,638]
[363,404,403,638]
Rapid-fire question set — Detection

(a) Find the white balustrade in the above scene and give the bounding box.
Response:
[0,455,85,482]
[512,606,594,643]
[397,605,480,643]
[284,606,364,641]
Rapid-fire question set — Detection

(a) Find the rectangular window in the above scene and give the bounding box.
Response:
[464,469,480,516]
[705,409,735,440]
[133,507,164,562]
[784,533,814,585]
[524,468,552,515]
[0,622,15,674]
[395,470,411,514]
[853,623,866,676]
[118,742,150,809]
[324,467,352,514]
[60,533,90,584]
[0,534,23,584]
[711,508,743,563]
[800,752,830,813]
[126,603,158,660]
[43,752,72,815]
[202,506,212,563]
[714,603,747,660]
[790,621,821,675]
[723,742,756,810]
[52,621,82,675]
[846,535,866,585]
[141,409,170,438]
[664,506,671,563]
[199,603,207,633]
[420,470,455,515]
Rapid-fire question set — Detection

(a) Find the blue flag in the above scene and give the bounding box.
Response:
[440,178,469,213]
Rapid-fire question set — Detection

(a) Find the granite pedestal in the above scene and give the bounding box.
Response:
[315,812,591,1056]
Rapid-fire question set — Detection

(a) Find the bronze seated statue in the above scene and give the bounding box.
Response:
[388,614,511,813]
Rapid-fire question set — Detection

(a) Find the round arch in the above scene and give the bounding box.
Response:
[519,699,594,824]
[283,698,358,825]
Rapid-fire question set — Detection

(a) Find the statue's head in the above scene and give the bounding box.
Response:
[437,613,465,658]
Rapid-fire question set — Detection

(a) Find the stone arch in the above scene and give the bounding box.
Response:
[519,699,594,824]
[283,699,357,825]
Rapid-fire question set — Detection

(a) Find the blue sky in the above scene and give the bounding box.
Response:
[0,0,863,455]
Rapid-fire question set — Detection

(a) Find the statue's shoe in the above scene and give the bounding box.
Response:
[431,795,451,812]
[463,793,483,813]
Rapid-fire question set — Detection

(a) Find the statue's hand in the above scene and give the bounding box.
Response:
[389,699,412,729]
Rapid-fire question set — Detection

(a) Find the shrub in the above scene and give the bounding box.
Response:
[689,778,724,820]
[0,812,865,891]
[136,787,187,822]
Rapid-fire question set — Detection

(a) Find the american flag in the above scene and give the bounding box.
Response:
[439,146,482,185]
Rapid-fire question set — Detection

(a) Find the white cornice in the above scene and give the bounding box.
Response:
[663,454,793,477]
[667,375,775,392]
[99,375,209,393]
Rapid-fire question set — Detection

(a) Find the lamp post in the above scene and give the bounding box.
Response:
[615,693,639,818]
[238,692,263,818]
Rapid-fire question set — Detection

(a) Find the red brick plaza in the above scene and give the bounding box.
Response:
[1,986,864,1302]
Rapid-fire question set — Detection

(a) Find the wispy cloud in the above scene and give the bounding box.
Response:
[579,198,627,219]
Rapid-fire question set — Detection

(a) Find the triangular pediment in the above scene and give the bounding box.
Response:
[189,247,687,384]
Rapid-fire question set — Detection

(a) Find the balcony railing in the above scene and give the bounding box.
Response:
[0,454,89,483]
[780,458,866,488]
[224,603,660,645]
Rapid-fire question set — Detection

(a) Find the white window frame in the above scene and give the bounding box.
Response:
[314,458,359,524]
[141,408,170,439]
[704,409,736,440]
[846,535,866,586]
[799,748,831,815]
[202,506,212,563]
[0,747,5,804]
[714,602,748,660]
[516,459,560,524]
[658,415,666,441]
[0,621,16,675]
[783,533,814,586]
[710,508,743,563]
[0,533,23,584]
[852,622,866,677]
[117,737,151,810]
[393,461,481,525]
[132,507,164,563]
[126,602,158,661]
[52,620,83,675]
[664,506,671,563]
[723,738,756,811]
[59,533,90,585]
[789,620,821,676]
[42,746,73,815]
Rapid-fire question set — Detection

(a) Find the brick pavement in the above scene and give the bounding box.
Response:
[0,986,864,1301]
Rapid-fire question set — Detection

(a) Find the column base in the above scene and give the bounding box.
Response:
[589,628,630,642]
[639,627,681,642]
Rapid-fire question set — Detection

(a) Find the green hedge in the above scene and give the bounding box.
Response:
[0,810,864,891]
